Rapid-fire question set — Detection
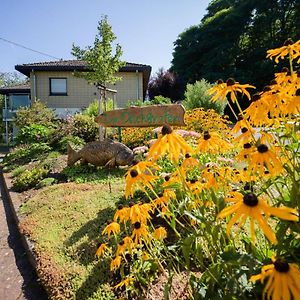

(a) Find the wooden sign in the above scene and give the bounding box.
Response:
[95,104,186,127]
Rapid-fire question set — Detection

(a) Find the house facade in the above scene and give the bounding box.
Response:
[0,60,151,142]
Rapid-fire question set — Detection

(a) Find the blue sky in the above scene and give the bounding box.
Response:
[0,0,210,77]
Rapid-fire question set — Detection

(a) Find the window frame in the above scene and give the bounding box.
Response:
[49,77,68,96]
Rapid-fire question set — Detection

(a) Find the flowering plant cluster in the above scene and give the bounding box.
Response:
[97,40,300,299]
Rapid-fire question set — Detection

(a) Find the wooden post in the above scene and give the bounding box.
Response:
[98,87,104,141]
[118,127,122,142]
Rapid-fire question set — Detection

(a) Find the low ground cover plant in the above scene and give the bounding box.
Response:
[95,40,300,299]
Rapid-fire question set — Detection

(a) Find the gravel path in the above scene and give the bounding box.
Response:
[0,174,48,300]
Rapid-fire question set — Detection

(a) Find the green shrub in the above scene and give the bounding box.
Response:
[3,143,52,171]
[183,79,226,114]
[82,98,115,117]
[57,135,85,153]
[127,96,171,107]
[151,95,172,105]
[15,124,54,145]
[62,165,125,183]
[71,114,99,142]
[11,166,26,178]
[13,167,49,191]
[36,177,57,189]
[14,99,56,128]
[126,99,148,107]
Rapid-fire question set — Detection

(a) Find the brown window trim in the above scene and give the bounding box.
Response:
[49,77,68,96]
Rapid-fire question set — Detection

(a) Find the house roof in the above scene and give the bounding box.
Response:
[0,83,30,95]
[15,60,151,98]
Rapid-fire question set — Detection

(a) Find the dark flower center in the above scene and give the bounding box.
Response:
[237,115,244,121]
[190,179,197,184]
[134,222,141,229]
[243,193,258,207]
[165,175,170,181]
[119,240,125,246]
[241,127,248,133]
[243,143,251,149]
[283,38,294,46]
[217,79,224,84]
[257,144,269,153]
[274,259,290,273]
[161,124,173,135]
[129,201,134,207]
[226,78,235,86]
[204,131,211,140]
[252,93,261,102]
[130,169,139,177]
[158,193,163,197]
[118,204,123,210]
[296,89,300,96]
[185,153,191,158]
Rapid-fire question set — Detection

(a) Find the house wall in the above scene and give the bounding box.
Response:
[30,70,143,112]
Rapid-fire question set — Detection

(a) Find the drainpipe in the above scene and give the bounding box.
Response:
[136,70,140,100]
[32,69,36,102]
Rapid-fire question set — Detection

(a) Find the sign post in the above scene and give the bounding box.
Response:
[95,104,186,128]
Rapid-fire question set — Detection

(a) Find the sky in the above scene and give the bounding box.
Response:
[0,0,211,78]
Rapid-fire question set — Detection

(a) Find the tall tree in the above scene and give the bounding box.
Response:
[148,68,184,101]
[72,15,125,139]
[171,0,300,97]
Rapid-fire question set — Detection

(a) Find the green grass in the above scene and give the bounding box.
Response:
[19,181,126,300]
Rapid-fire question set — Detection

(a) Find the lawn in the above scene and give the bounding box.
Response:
[19,180,126,300]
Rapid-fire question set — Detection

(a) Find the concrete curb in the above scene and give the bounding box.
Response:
[0,167,37,269]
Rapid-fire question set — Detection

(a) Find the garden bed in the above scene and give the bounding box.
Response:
[18,180,125,300]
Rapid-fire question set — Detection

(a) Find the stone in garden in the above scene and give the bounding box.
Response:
[67,139,134,167]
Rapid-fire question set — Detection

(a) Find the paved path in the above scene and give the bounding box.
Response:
[0,176,48,300]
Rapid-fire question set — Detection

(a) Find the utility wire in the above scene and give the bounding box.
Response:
[0,37,62,60]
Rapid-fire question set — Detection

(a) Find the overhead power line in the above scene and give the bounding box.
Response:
[0,37,62,60]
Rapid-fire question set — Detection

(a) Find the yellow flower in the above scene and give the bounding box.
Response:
[128,202,152,224]
[248,144,283,176]
[125,168,158,199]
[132,222,149,245]
[267,38,300,63]
[110,255,122,272]
[116,240,126,256]
[217,191,298,244]
[132,160,159,174]
[250,257,300,300]
[114,276,135,290]
[207,78,255,103]
[123,236,134,253]
[142,251,150,260]
[197,131,231,154]
[186,178,204,196]
[154,189,176,208]
[96,243,110,258]
[102,222,120,237]
[234,126,256,145]
[153,226,167,240]
[148,124,193,162]
[114,204,130,223]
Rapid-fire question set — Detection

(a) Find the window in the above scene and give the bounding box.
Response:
[9,94,30,110]
[49,78,67,95]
